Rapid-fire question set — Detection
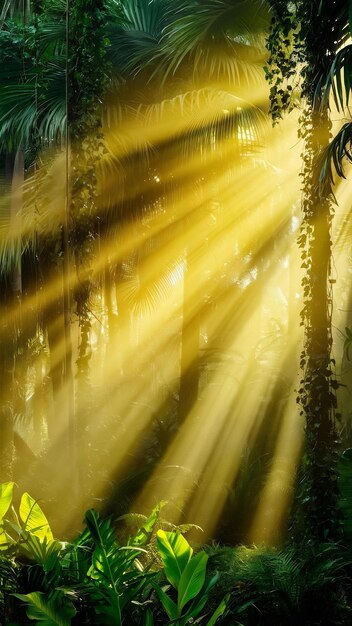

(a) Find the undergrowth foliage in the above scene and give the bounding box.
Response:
[0,484,229,625]
[0,482,352,625]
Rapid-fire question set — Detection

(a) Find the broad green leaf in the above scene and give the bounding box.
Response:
[206,593,230,626]
[19,493,53,543]
[0,482,14,520]
[14,592,76,626]
[130,501,167,546]
[177,551,208,612]
[156,530,192,588]
[183,592,209,621]
[185,573,219,619]
[349,0,352,34]
[153,583,178,620]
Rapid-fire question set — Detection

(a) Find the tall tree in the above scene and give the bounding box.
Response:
[267,0,350,541]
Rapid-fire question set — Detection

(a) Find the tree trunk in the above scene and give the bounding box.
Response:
[178,251,200,424]
[297,79,340,541]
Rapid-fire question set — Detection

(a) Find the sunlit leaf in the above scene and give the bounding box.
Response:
[177,551,208,611]
[0,481,14,520]
[129,500,167,546]
[19,493,53,543]
[156,530,193,588]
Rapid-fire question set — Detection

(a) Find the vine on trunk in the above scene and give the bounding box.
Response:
[266,0,341,541]
[67,0,110,485]
[68,0,110,310]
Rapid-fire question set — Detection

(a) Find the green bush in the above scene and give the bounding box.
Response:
[1,481,352,625]
[0,484,228,625]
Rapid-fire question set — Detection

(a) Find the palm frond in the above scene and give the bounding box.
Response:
[107,0,170,77]
[0,83,38,149]
[138,88,267,154]
[37,19,66,56]
[38,61,66,141]
[316,44,352,112]
[155,0,270,83]
[107,25,161,76]
[0,149,66,277]
[318,122,352,196]
[121,0,168,38]
[0,0,31,25]
[0,60,66,150]
[117,239,184,316]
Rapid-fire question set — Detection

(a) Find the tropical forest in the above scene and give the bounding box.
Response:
[2,0,352,624]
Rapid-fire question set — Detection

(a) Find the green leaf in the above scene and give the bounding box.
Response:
[349,0,352,34]
[153,582,178,620]
[185,573,219,619]
[20,532,62,567]
[183,592,209,621]
[19,493,53,543]
[0,524,13,551]
[177,551,208,612]
[0,482,14,520]
[129,501,167,547]
[143,608,154,626]
[156,530,193,589]
[85,509,146,625]
[206,593,230,626]
[14,592,76,626]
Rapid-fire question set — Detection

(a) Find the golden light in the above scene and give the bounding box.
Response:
[1,77,332,547]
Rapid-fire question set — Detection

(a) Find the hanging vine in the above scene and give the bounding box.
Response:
[66,0,110,485]
[266,0,341,541]
[68,0,110,313]
[265,0,303,124]
[68,5,109,332]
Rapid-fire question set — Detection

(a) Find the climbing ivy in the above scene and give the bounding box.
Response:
[265,0,302,123]
[67,0,110,335]
[68,0,110,280]
[266,0,341,541]
[66,0,110,481]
